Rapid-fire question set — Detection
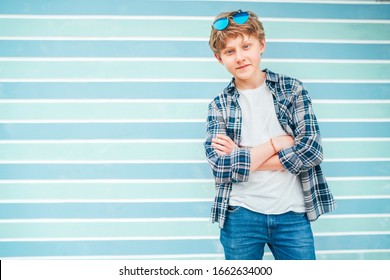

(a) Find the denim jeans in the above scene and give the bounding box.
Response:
[220,206,316,260]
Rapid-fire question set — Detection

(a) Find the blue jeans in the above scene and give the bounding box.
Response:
[220,206,316,260]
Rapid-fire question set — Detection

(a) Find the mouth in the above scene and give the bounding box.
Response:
[236,64,251,70]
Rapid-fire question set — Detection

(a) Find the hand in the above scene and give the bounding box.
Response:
[272,135,294,152]
[211,134,238,156]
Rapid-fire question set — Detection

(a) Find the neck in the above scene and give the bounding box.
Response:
[235,71,266,90]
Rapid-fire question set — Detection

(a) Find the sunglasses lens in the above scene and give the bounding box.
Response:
[233,12,249,24]
[213,18,229,30]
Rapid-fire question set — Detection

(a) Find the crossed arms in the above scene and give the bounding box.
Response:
[211,134,294,172]
[204,87,323,184]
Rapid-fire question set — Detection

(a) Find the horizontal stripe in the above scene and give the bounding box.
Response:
[1,79,388,83]
[2,15,390,24]
[2,58,390,64]
[2,250,389,260]
[313,217,390,233]
[0,239,222,257]
[0,179,387,200]
[0,122,389,140]
[1,214,387,224]
[0,202,212,219]
[0,161,388,179]
[1,119,389,123]
[1,231,389,242]
[1,19,389,41]
[1,82,389,100]
[0,195,387,203]
[0,138,388,143]
[0,103,388,120]
[2,37,389,45]
[0,159,388,164]
[0,234,388,257]
[314,234,390,250]
[0,0,389,20]
[0,217,387,239]
[0,218,389,242]
[0,141,388,161]
[316,250,390,260]
[330,180,390,197]
[0,41,389,60]
[0,227,217,240]
[1,61,389,80]
[0,199,387,220]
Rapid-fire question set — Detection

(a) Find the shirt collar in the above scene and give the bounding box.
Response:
[225,68,279,100]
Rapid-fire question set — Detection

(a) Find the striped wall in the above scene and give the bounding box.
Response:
[0,0,389,260]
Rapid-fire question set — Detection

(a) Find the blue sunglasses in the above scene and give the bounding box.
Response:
[212,10,250,31]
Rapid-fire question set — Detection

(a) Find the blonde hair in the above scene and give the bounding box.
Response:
[209,10,265,54]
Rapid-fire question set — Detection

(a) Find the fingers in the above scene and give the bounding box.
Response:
[211,134,238,155]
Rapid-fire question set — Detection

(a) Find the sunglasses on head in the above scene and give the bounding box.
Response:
[212,10,250,31]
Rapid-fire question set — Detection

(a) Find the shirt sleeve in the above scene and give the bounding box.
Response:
[204,101,251,184]
[278,84,324,175]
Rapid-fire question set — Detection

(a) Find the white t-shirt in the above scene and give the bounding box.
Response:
[230,82,305,214]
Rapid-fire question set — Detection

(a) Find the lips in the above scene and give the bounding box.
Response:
[236,64,251,70]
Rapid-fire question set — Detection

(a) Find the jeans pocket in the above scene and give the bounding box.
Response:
[227,205,241,213]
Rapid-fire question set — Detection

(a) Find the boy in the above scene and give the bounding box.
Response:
[204,10,336,260]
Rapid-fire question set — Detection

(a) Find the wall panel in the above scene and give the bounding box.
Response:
[0,0,389,260]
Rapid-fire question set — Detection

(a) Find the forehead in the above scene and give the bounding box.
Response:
[223,34,258,48]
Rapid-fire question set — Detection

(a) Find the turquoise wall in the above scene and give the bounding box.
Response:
[0,0,389,259]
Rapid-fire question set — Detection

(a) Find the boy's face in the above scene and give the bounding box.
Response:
[215,34,265,88]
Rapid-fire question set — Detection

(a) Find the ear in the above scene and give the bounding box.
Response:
[214,52,224,64]
[260,38,266,55]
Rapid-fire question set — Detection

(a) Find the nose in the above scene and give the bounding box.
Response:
[235,49,245,63]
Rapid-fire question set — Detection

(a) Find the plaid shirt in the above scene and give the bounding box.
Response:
[204,69,336,228]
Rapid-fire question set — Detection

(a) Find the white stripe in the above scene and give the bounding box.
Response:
[324,158,390,162]
[1,57,389,64]
[0,99,387,104]
[334,195,390,200]
[0,196,387,204]
[326,176,390,181]
[323,138,390,142]
[1,253,225,260]
[313,99,390,104]
[0,37,389,44]
[0,118,388,123]
[0,99,211,103]
[318,119,390,122]
[204,0,388,5]
[316,249,390,255]
[0,232,388,243]
[0,119,206,123]
[0,160,208,164]
[0,178,387,184]
[322,214,390,219]
[0,179,215,184]
[315,231,390,236]
[0,78,230,83]
[0,15,214,20]
[4,250,388,260]
[0,36,211,41]
[0,215,389,224]
[0,218,210,223]
[0,158,387,164]
[0,236,219,242]
[1,14,389,23]
[0,139,204,144]
[0,232,388,242]
[0,78,389,83]
[0,138,387,144]
[0,198,213,204]
[268,39,390,44]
